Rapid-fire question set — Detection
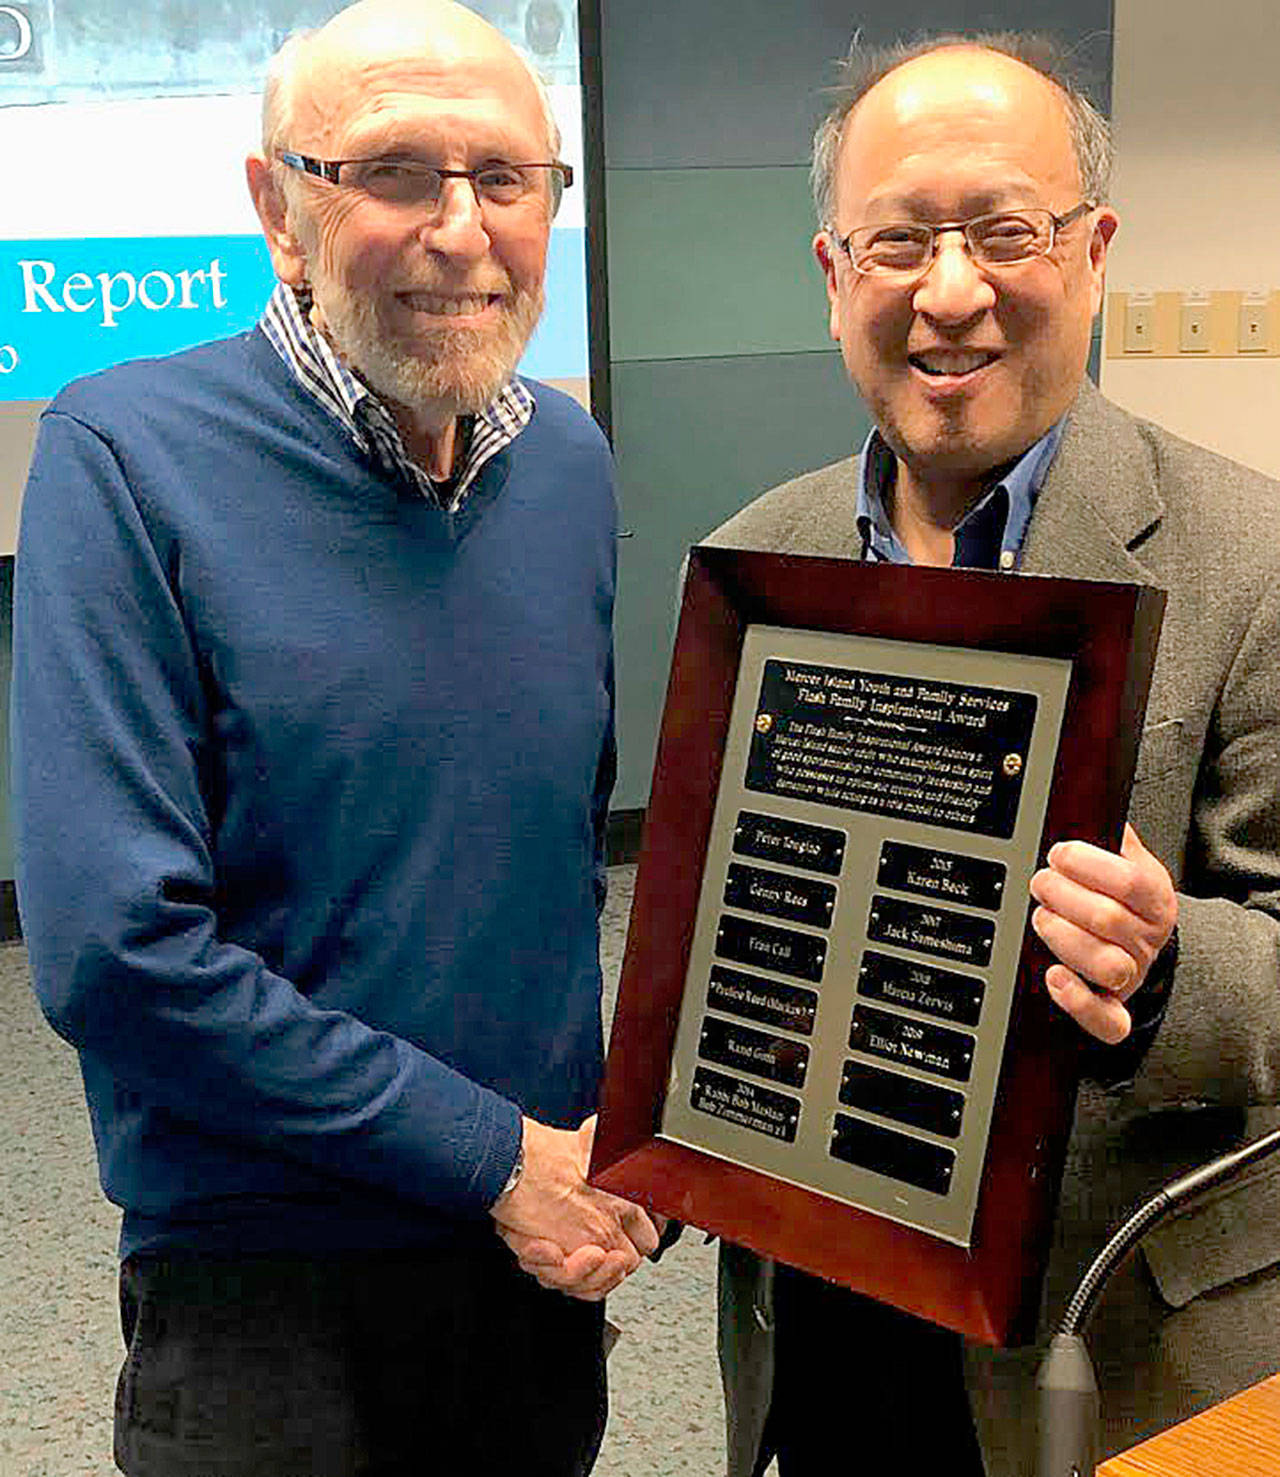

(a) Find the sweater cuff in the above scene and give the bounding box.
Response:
[471,1096,525,1211]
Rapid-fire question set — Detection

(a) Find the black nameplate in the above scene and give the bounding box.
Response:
[839,1061,966,1139]
[691,1066,801,1143]
[867,895,995,968]
[699,1015,810,1088]
[877,841,1006,913]
[829,1112,955,1195]
[744,660,1038,840]
[724,863,837,929]
[858,951,985,1028]
[733,810,846,876]
[849,1005,975,1082]
[707,966,819,1037]
[716,914,827,983]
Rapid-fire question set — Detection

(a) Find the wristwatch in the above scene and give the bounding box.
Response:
[492,1142,525,1208]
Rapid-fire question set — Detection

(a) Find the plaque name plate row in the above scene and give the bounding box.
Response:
[659,626,1073,1248]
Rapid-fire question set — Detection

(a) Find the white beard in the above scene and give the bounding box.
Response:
[310,272,545,417]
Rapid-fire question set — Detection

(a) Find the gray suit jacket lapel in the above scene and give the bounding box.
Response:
[1021,380,1166,586]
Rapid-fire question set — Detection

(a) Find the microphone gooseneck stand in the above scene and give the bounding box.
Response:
[1036,1124,1280,1477]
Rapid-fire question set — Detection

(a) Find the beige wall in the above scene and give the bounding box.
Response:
[0,405,40,556]
[1101,0,1280,478]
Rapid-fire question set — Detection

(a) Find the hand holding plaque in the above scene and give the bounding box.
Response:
[1030,823,1179,1044]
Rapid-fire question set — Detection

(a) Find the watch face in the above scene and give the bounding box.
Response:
[493,1144,525,1207]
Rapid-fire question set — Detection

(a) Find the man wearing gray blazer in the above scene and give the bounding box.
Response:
[705,34,1280,1477]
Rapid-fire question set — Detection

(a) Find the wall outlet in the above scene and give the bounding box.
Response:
[1124,293,1155,353]
[1179,293,1211,353]
[1239,294,1270,353]
[1107,290,1279,358]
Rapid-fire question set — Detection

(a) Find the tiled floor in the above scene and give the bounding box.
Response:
[1,866,730,1476]
[595,867,727,1475]
[1,940,121,1477]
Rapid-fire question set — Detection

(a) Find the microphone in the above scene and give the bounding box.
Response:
[1036,1124,1280,1477]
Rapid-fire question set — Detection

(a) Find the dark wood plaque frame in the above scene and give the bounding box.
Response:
[591,547,1165,1347]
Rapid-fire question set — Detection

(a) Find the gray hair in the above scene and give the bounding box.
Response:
[811,32,1113,227]
[261,30,313,161]
[259,17,562,164]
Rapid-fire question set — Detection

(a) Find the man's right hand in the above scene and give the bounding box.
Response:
[489,1115,659,1300]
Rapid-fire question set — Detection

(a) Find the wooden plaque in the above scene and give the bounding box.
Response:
[591,547,1164,1347]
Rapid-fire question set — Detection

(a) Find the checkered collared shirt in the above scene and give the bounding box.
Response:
[260,282,534,511]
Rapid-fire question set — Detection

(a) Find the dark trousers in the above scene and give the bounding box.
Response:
[762,1264,986,1476]
[114,1242,607,1477]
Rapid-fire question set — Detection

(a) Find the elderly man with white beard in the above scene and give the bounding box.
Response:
[12,3,657,1473]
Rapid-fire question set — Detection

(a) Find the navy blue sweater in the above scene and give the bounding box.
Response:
[13,329,617,1260]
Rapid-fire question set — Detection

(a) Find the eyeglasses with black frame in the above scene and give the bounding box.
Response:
[276,152,574,216]
[832,202,1095,280]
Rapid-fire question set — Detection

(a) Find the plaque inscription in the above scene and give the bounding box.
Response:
[857,951,985,1028]
[716,914,827,983]
[866,896,995,968]
[699,1015,810,1088]
[733,810,846,876]
[745,660,1037,840]
[706,966,819,1036]
[691,1066,801,1143]
[656,619,1077,1253]
[877,840,1006,912]
[724,863,837,929]
[850,1005,975,1082]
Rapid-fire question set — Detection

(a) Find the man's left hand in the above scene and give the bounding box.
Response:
[1029,823,1178,1045]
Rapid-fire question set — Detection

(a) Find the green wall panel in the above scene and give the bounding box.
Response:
[599,0,1113,170]
[606,166,830,364]
[611,350,872,809]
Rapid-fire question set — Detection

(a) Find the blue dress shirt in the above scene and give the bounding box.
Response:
[854,419,1065,570]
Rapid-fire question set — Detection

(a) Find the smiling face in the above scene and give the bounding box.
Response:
[815,47,1117,509]
[251,1,553,421]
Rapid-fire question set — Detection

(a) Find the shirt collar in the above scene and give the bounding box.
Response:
[854,417,1065,569]
[259,281,533,510]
